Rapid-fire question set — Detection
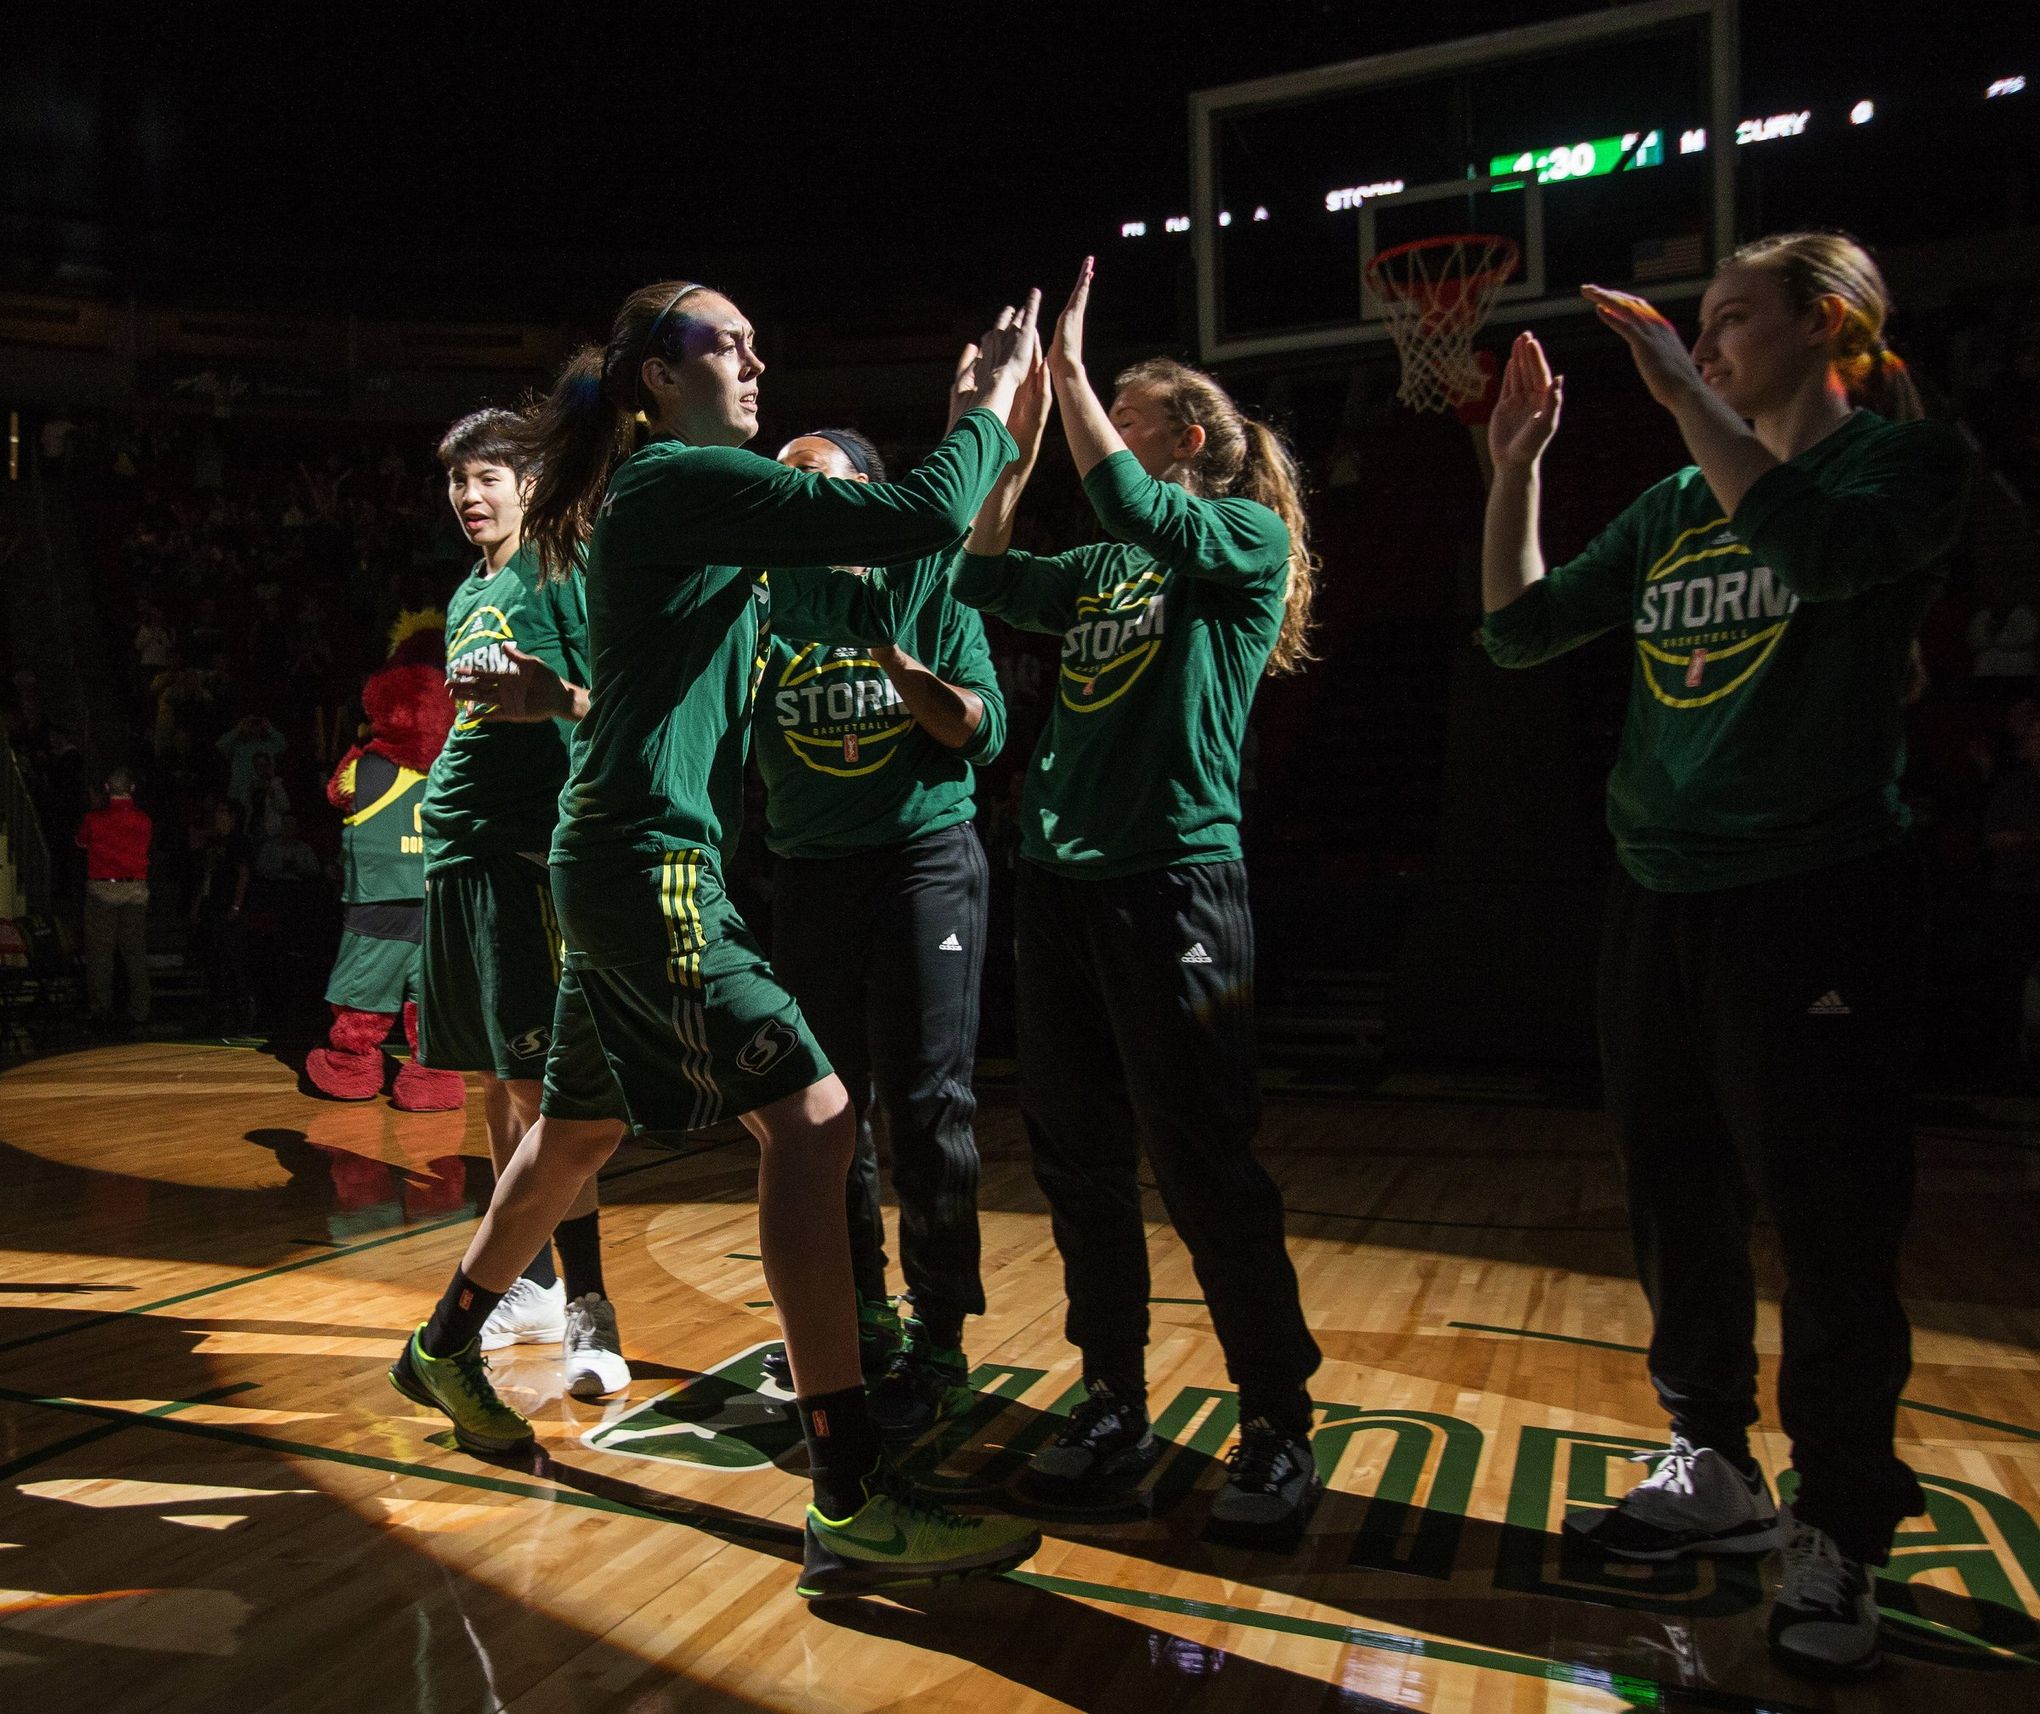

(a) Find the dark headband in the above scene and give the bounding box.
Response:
[635,282,704,413]
[808,428,877,479]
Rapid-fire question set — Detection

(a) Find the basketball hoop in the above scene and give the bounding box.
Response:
[1364,234,1521,414]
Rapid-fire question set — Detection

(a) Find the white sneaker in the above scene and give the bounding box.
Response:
[478,1277,566,1352]
[563,1293,630,1399]
[1563,1435,1782,1560]
[1769,1510,1881,1677]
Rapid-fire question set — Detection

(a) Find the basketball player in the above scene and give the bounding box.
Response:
[420,409,628,1399]
[390,279,1045,1598]
[753,425,1005,1441]
[953,259,1325,1549]
[1479,233,1971,1676]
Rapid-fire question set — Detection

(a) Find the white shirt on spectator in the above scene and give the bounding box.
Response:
[1970,605,2038,677]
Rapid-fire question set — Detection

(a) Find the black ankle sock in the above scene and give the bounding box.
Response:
[1239,1386,1314,1436]
[1083,1368,1148,1416]
[421,1269,505,1358]
[800,1385,882,1518]
[520,1240,557,1290]
[553,1212,604,1302]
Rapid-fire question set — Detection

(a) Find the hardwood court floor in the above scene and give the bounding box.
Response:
[0,1040,2035,1712]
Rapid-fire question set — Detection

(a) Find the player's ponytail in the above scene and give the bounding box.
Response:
[1729,232,1924,423]
[1114,357,1319,677]
[518,278,710,582]
[1238,419,1318,675]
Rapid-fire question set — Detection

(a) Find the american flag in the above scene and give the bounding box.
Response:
[1632,234,1706,282]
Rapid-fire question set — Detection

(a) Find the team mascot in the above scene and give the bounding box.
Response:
[304,612,466,1111]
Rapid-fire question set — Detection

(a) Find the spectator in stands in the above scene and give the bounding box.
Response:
[190,800,254,1034]
[133,603,174,694]
[76,766,153,1035]
[255,812,323,884]
[1968,560,2039,685]
[216,712,285,801]
[239,749,290,845]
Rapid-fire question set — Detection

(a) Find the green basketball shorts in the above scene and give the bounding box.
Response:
[540,849,829,1131]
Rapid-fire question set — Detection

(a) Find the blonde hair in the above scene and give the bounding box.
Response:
[1114,358,1319,675]
[1727,232,1922,421]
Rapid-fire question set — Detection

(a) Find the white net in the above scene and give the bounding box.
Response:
[1364,235,1520,413]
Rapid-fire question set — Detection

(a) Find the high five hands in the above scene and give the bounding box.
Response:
[947,290,1044,432]
[1047,255,1093,379]
[1582,284,1706,412]
[1488,331,1565,473]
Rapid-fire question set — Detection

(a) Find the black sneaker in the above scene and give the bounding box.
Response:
[1205,1417,1322,1548]
[1768,1511,1882,1678]
[762,1296,904,1391]
[1020,1380,1161,1502]
[868,1324,972,1440]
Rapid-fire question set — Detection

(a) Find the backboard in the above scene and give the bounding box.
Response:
[1190,0,1738,364]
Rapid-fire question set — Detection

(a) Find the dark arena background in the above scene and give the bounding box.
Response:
[2,4,2038,1709]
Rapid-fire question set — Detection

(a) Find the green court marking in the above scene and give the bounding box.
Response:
[1148,1297,1205,1305]
[1450,1321,2040,1443]
[0,1141,734,1358]
[0,1381,261,1481]
[1009,1571,1821,1713]
[743,1301,774,1309]
[725,1253,762,1261]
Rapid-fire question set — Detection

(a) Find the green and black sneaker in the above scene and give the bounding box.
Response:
[762,1295,904,1391]
[389,1326,534,1454]
[799,1469,1041,1600]
[867,1320,972,1440]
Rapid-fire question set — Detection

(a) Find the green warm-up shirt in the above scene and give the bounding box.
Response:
[421,546,589,872]
[954,450,1288,878]
[753,565,1006,859]
[552,408,1018,886]
[1482,409,1972,891]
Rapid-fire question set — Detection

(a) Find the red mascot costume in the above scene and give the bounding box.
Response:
[304,614,467,1112]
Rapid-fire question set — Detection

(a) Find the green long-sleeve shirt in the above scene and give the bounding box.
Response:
[422,547,589,872]
[954,449,1288,877]
[551,409,1017,908]
[1482,408,1972,891]
[753,563,1006,859]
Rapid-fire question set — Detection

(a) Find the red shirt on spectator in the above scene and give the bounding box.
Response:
[77,796,152,882]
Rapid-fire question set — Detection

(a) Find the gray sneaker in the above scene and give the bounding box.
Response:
[1768,1510,1881,1678]
[1021,1381,1161,1500]
[1206,1418,1321,1548]
[1564,1436,1782,1561]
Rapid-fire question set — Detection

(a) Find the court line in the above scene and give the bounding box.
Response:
[1145,1185,1630,1234]
[0,1382,262,1482]
[1448,1321,2040,1442]
[0,1140,741,1359]
[0,1380,1830,1713]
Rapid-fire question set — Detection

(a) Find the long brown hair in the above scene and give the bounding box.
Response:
[1113,357,1318,675]
[1728,232,1922,422]
[517,279,709,581]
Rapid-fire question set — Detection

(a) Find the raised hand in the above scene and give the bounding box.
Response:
[1582,284,1704,412]
[944,341,983,434]
[449,642,572,723]
[1006,352,1056,471]
[1488,331,1564,473]
[954,290,1043,429]
[1047,256,1093,378]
